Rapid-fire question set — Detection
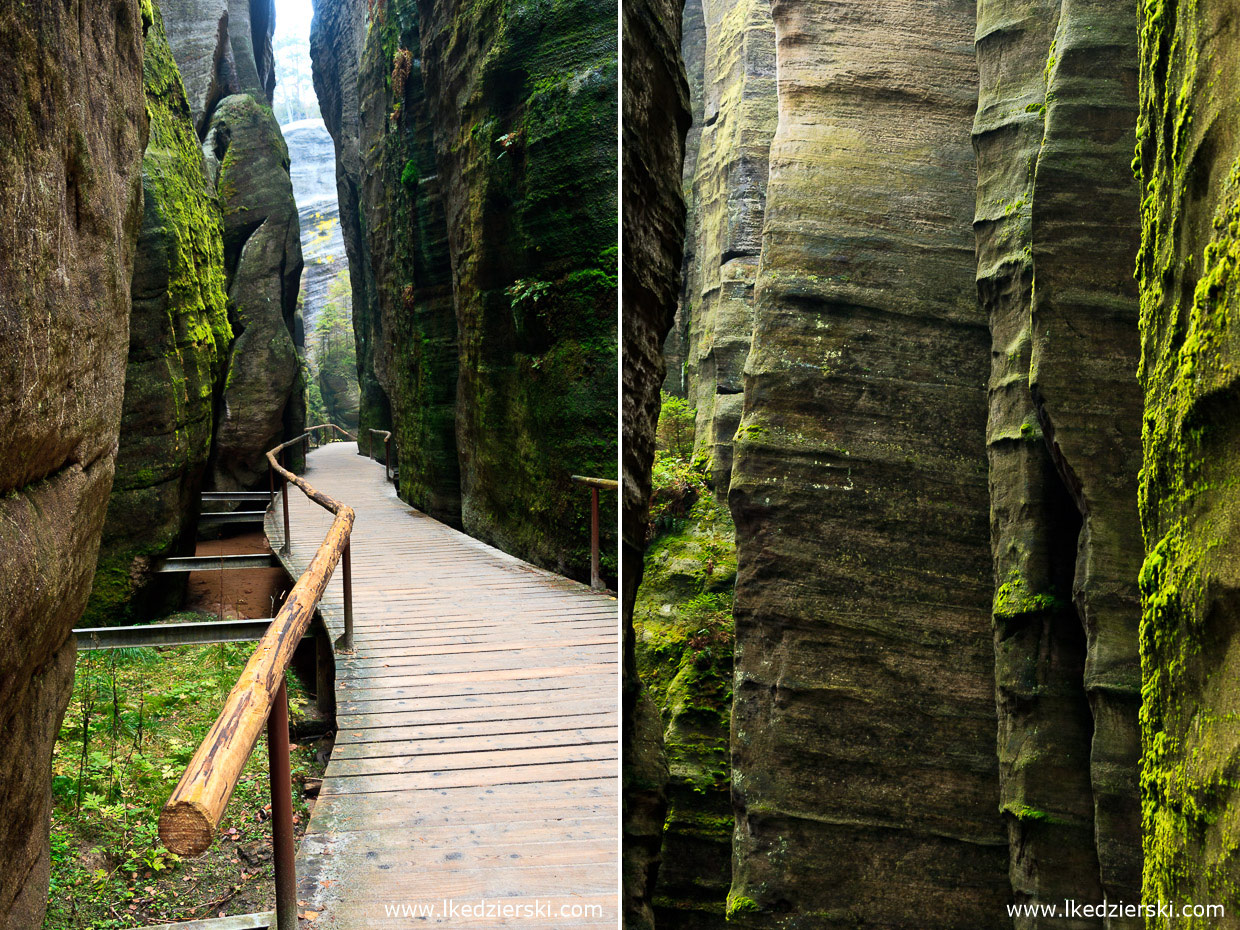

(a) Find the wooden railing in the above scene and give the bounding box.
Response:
[159,425,357,930]
[571,475,618,591]
[364,428,393,481]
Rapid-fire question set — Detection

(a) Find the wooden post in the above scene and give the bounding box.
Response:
[590,486,602,591]
[266,681,297,930]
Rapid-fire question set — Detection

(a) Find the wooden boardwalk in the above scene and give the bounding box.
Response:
[266,443,618,928]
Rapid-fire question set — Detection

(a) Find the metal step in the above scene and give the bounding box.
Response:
[73,619,284,650]
[155,554,280,573]
[201,491,273,501]
[198,511,267,525]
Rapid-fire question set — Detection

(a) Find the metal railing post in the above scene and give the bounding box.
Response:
[340,542,354,651]
[385,436,391,481]
[267,680,297,930]
[280,451,291,552]
[590,486,602,591]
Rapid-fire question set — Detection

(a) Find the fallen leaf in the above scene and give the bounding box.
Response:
[300,910,320,921]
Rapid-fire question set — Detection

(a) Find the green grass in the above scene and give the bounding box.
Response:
[43,614,324,929]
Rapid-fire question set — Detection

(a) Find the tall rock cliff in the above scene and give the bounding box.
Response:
[313,0,619,579]
[725,0,1011,924]
[623,0,691,923]
[975,0,1144,920]
[1136,0,1240,922]
[356,0,462,522]
[676,0,774,496]
[310,0,390,439]
[0,0,147,925]
[157,0,305,489]
[85,4,234,626]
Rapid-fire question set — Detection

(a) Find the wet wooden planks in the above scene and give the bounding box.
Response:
[266,443,618,928]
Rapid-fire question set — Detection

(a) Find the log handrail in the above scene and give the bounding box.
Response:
[159,426,355,862]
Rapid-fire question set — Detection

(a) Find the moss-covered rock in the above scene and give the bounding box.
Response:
[634,462,736,928]
[84,3,233,627]
[1136,0,1240,921]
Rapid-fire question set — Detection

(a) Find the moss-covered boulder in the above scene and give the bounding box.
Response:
[203,93,305,488]
[85,3,233,627]
[0,1,147,925]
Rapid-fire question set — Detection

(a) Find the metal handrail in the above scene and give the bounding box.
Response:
[159,425,358,930]
[571,475,618,591]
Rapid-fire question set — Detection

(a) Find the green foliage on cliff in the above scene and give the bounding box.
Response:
[635,396,736,923]
[309,273,361,432]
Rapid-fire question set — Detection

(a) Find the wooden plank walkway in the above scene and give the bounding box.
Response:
[265,442,618,928]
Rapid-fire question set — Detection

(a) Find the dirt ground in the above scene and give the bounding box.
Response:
[186,531,289,620]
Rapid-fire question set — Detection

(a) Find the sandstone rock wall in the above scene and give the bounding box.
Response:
[0,1,147,925]
[202,92,305,489]
[313,0,619,579]
[623,0,692,922]
[1136,0,1240,921]
[677,0,774,496]
[85,4,234,626]
[725,1,1012,924]
[355,0,462,523]
[975,0,1144,921]
[310,0,391,438]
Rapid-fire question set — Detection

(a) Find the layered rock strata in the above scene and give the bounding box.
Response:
[725,1,1011,924]
[677,0,774,495]
[0,1,147,925]
[1136,0,1240,922]
[622,0,692,922]
[975,0,1144,921]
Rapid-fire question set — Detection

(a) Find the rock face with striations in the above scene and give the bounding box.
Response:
[725,0,1011,924]
[622,0,691,923]
[1136,0,1240,921]
[674,0,774,496]
[85,4,234,626]
[975,0,1144,919]
[159,0,277,135]
[0,0,147,925]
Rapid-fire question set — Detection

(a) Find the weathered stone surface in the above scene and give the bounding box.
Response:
[1027,1,1144,912]
[0,0,147,925]
[623,0,691,922]
[725,1,1010,925]
[285,117,346,335]
[86,4,233,626]
[974,0,1144,920]
[412,0,619,578]
[1136,0,1240,921]
[310,0,391,439]
[161,0,277,135]
[356,0,461,523]
[203,93,305,489]
[678,0,774,496]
